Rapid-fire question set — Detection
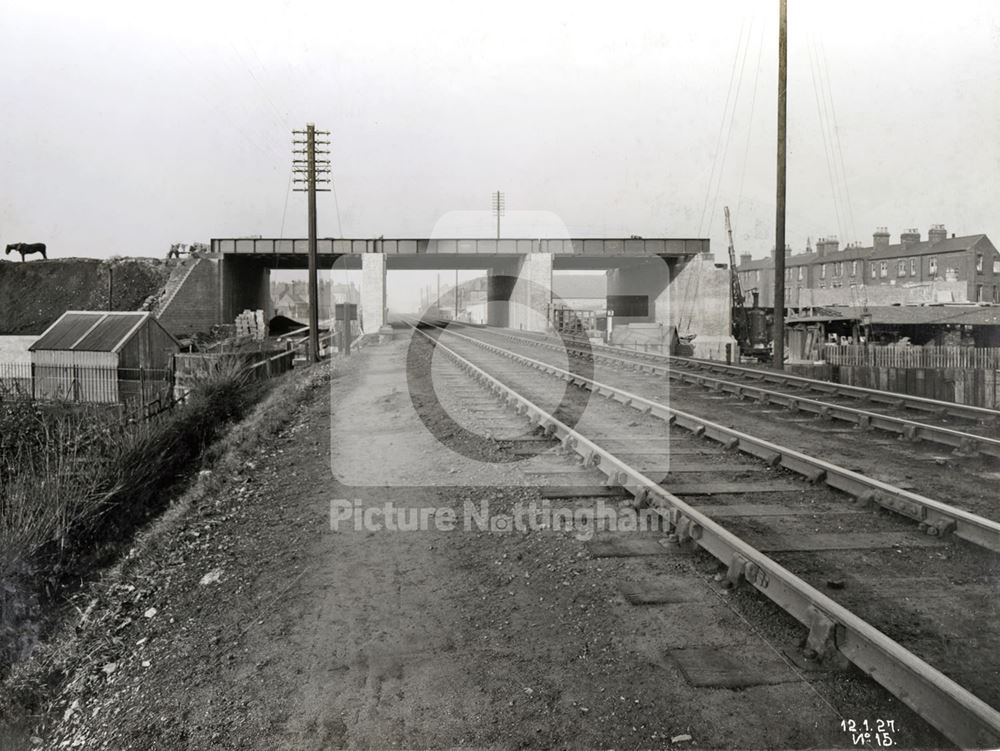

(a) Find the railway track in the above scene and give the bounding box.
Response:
[481,328,1000,461]
[407,320,1000,749]
[443,324,1000,552]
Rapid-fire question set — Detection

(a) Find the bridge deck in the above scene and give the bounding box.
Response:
[212,237,709,257]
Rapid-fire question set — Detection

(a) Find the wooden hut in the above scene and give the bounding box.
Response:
[29,311,180,404]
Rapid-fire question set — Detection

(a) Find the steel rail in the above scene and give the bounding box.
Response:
[533,331,1000,424]
[673,354,1000,423]
[435,325,1000,552]
[479,329,1000,460]
[410,323,1000,750]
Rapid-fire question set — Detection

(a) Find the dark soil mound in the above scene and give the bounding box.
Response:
[0,258,174,335]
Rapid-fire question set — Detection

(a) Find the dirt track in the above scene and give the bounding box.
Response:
[33,337,934,749]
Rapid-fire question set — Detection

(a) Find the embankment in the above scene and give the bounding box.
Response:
[0,258,174,335]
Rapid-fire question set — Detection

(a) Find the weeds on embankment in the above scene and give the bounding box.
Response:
[0,358,267,674]
[0,359,332,732]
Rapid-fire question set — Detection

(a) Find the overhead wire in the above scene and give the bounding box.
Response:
[698,21,748,238]
[818,38,858,245]
[234,40,292,129]
[223,37,302,243]
[331,179,345,238]
[734,26,765,235]
[236,36,346,239]
[230,33,348,240]
[279,166,294,239]
[163,36,288,165]
[807,37,846,244]
[207,42,294,165]
[706,21,754,243]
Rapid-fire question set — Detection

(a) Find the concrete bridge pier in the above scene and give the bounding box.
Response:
[606,254,735,358]
[606,256,673,325]
[361,253,387,333]
[487,253,553,332]
[486,259,518,329]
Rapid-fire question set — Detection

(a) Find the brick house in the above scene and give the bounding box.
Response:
[737,226,1000,309]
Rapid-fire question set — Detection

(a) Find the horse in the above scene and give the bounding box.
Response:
[5,242,47,261]
[167,242,208,259]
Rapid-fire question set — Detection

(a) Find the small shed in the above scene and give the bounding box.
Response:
[29,311,181,404]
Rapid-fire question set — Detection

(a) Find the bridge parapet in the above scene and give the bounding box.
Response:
[211,237,709,257]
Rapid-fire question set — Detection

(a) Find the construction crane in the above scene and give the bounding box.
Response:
[725,206,771,361]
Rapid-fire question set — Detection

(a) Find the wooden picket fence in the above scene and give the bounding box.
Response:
[821,345,1000,369]
[789,346,1000,408]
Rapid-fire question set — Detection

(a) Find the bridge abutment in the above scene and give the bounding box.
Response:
[603,254,734,357]
[220,255,272,326]
[668,254,735,359]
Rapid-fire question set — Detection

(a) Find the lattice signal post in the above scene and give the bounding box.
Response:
[293,123,331,362]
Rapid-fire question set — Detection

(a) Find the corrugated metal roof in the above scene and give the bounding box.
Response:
[30,312,106,351]
[29,311,149,352]
[74,314,145,351]
[786,314,856,323]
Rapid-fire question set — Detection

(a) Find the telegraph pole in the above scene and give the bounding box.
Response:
[293,123,331,362]
[455,269,459,321]
[772,0,788,369]
[492,191,505,240]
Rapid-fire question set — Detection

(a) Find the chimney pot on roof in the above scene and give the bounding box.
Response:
[815,236,840,257]
[873,227,890,254]
[739,253,752,267]
[900,228,920,251]
[928,224,947,245]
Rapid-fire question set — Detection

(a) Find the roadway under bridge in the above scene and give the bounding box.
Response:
[156,237,735,359]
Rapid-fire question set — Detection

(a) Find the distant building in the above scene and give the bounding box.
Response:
[737,227,1000,309]
[432,277,489,323]
[271,280,360,321]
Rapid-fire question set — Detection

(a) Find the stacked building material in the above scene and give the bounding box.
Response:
[235,309,266,341]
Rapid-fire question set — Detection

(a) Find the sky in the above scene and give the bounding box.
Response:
[1,0,998,263]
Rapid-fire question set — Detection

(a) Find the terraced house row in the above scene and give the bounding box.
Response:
[737,225,1000,308]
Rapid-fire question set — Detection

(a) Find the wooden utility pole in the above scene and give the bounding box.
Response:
[772,0,788,369]
[293,123,331,361]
